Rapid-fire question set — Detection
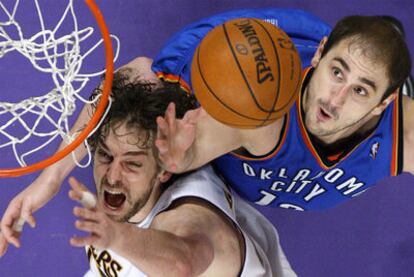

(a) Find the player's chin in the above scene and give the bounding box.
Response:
[305,119,321,135]
[98,208,128,223]
[306,122,329,137]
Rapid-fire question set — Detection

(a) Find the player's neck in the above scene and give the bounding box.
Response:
[128,184,163,223]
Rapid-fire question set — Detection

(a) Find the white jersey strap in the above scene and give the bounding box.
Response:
[138,165,236,228]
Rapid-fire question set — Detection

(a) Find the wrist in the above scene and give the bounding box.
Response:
[179,147,195,173]
[33,165,66,195]
[112,223,141,257]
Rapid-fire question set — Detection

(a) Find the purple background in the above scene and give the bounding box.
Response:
[0,1,413,276]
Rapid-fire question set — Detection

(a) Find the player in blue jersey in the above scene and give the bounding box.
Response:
[153,13,413,211]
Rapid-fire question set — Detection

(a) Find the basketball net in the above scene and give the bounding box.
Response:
[0,0,119,172]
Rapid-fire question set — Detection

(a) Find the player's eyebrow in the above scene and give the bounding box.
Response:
[98,142,148,157]
[359,77,377,92]
[333,57,377,91]
[123,150,148,157]
[333,57,350,72]
[99,141,148,156]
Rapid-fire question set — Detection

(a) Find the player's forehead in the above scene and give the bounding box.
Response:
[101,124,153,157]
[325,38,390,89]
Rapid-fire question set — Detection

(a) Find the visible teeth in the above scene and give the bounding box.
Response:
[107,205,119,210]
[105,189,123,195]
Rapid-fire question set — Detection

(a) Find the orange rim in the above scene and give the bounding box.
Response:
[0,0,114,177]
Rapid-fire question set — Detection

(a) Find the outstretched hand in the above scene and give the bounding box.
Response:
[155,103,206,173]
[0,184,47,257]
[68,177,121,250]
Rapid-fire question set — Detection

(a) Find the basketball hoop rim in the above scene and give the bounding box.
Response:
[0,0,114,177]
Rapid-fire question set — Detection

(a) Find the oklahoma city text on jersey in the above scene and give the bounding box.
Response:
[242,162,367,211]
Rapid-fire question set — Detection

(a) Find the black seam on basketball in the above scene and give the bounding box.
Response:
[252,19,282,126]
[274,47,302,113]
[254,20,302,126]
[223,20,274,113]
[195,30,273,122]
[279,56,303,120]
[260,58,302,125]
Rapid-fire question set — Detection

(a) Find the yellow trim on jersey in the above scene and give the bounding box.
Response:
[155,71,192,95]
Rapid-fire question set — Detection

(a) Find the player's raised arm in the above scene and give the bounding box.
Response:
[0,102,91,256]
[156,102,286,173]
[155,103,244,173]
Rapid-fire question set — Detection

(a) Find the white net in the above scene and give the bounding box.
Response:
[0,0,119,167]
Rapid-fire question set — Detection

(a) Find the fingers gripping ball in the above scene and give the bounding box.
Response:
[191,18,302,129]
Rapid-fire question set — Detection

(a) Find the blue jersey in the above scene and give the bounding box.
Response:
[214,68,403,211]
[152,8,331,92]
[152,9,403,210]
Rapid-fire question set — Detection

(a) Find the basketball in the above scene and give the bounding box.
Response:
[191,18,302,129]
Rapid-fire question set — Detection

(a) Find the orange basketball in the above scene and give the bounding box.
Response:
[191,18,302,129]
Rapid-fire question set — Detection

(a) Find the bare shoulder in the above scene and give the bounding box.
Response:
[402,95,414,174]
[151,198,237,238]
[151,198,242,275]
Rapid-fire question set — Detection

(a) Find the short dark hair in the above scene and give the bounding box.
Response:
[380,15,405,37]
[321,15,412,100]
[88,71,196,151]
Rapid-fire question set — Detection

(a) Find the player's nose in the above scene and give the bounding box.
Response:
[329,85,348,107]
[106,161,122,186]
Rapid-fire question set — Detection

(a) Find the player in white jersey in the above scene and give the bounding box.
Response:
[74,165,295,277]
[64,70,296,276]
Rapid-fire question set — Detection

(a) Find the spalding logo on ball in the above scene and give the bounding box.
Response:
[191,18,302,129]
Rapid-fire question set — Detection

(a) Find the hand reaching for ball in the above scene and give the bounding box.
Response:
[155,103,206,173]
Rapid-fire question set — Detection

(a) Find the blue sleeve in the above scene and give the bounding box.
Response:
[152,8,332,90]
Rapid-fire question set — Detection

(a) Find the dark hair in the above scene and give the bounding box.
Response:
[380,15,405,37]
[88,71,196,151]
[320,15,412,100]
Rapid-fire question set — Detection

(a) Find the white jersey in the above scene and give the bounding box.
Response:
[84,166,296,277]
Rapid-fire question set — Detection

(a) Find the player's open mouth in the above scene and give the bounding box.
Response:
[104,189,126,210]
[317,107,331,121]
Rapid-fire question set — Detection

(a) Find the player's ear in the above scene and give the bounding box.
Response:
[158,170,172,183]
[311,37,328,67]
[371,92,397,116]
